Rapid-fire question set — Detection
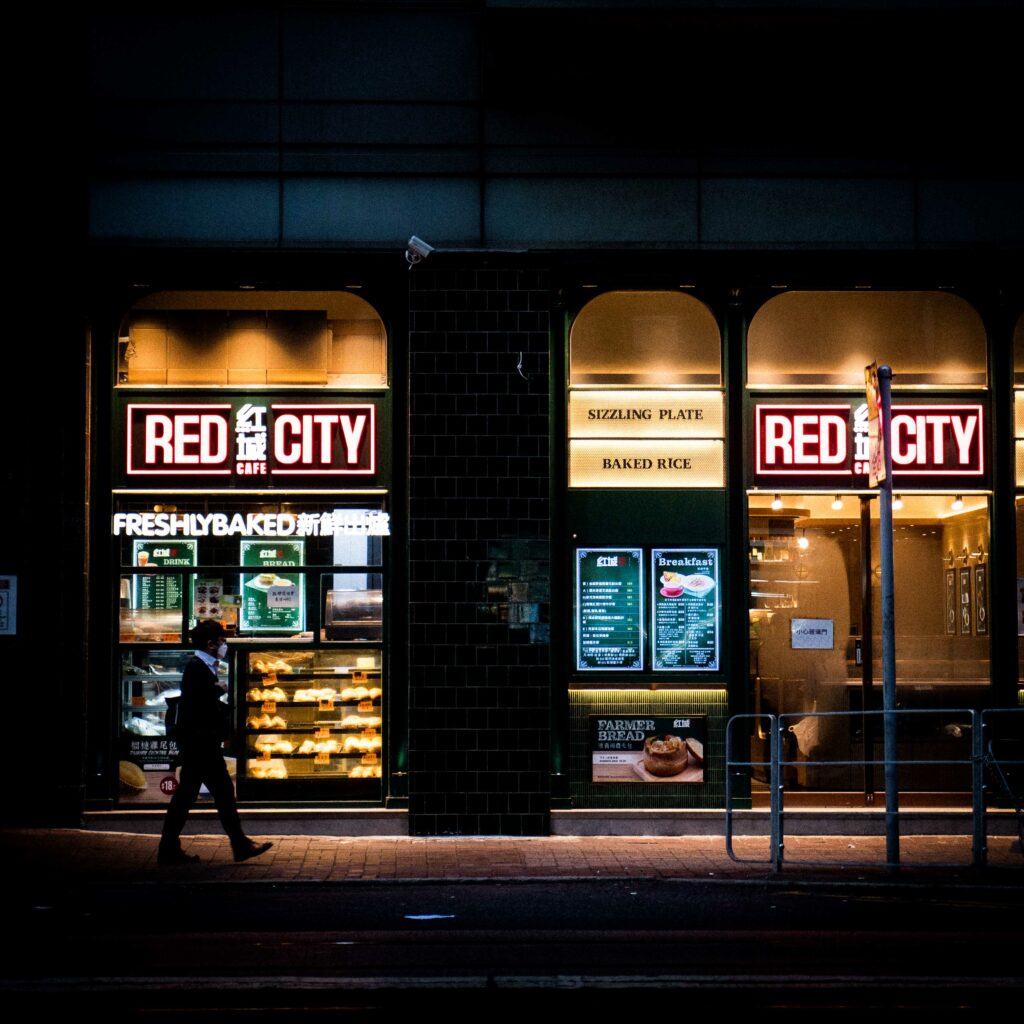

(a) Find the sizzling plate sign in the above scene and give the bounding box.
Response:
[125,402,376,479]
[754,402,984,482]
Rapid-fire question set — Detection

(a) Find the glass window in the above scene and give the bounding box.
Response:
[570,291,721,387]
[117,291,387,388]
[748,492,989,792]
[747,291,987,388]
[115,496,386,642]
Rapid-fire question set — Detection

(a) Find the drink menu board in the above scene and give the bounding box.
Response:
[240,540,305,633]
[131,540,198,611]
[651,548,720,671]
[576,548,643,670]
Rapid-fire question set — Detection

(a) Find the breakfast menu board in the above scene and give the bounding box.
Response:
[131,540,198,611]
[591,714,706,783]
[239,540,305,633]
[576,548,643,670]
[651,548,720,671]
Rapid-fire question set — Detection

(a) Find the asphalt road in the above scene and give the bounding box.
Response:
[9,877,1023,1013]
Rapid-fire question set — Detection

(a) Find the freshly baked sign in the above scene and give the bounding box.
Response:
[124,401,376,479]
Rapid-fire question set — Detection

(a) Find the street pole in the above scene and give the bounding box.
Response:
[877,365,899,869]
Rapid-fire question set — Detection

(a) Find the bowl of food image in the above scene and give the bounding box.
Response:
[682,573,715,596]
[642,735,690,777]
[660,571,687,598]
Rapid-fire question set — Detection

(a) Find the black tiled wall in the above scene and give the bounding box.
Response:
[408,267,551,835]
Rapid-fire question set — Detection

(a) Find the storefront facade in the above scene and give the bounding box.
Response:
[11,4,1021,830]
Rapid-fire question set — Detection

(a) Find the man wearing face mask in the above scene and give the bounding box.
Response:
[158,619,272,865]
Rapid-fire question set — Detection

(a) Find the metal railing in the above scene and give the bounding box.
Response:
[725,707,1023,871]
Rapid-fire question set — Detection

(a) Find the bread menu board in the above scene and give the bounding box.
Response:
[651,548,720,671]
[591,714,706,783]
[240,539,305,633]
[132,539,198,612]
[576,548,644,670]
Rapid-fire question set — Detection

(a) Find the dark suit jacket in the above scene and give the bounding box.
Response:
[175,654,230,753]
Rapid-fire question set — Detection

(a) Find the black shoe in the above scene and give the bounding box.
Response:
[233,840,272,863]
[157,847,200,865]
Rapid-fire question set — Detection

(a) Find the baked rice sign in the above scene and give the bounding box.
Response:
[590,715,706,784]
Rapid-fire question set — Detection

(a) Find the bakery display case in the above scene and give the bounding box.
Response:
[240,648,383,793]
[120,647,229,739]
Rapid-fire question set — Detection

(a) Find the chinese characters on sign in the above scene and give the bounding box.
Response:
[754,402,984,481]
[590,715,706,784]
[651,549,720,671]
[239,540,305,634]
[576,549,643,670]
[126,402,377,479]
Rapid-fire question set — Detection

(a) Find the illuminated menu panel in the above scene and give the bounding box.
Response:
[576,548,643,671]
[569,390,724,439]
[651,549,720,671]
[569,440,724,488]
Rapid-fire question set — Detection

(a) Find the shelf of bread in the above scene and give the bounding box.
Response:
[247,758,382,780]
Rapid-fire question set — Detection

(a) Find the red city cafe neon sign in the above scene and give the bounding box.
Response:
[126,403,376,477]
[755,403,984,478]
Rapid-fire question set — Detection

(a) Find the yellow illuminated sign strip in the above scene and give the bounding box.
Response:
[569,440,725,488]
[1015,392,1024,437]
[569,390,724,439]
[1017,440,1024,488]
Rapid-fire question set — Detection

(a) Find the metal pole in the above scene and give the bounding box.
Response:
[877,365,899,870]
[860,496,874,804]
[971,709,986,868]
[771,715,784,871]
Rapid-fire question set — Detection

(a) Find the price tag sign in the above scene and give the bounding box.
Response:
[361,728,378,740]
[352,671,368,684]
[318,698,335,712]
[259,749,271,761]
[261,700,277,714]
[267,583,300,608]
[358,700,374,713]
[361,751,378,765]
[131,696,146,707]
[314,751,330,765]
[315,727,330,739]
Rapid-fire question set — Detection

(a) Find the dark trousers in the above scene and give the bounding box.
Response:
[160,746,245,849]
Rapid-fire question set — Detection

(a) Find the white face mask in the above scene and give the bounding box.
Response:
[216,642,229,660]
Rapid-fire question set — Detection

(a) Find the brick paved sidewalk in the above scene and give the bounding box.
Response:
[2,828,1021,884]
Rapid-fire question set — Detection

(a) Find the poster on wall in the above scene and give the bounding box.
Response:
[240,540,305,633]
[131,540,198,612]
[945,569,957,636]
[958,567,973,636]
[591,715,706,783]
[974,565,988,636]
[651,549,720,671]
[118,737,180,807]
[576,548,643,670]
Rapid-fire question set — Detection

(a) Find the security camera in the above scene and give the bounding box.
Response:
[405,235,434,266]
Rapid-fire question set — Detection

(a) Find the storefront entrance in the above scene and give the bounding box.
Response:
[748,492,990,801]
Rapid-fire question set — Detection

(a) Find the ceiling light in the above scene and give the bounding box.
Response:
[951,494,964,511]
[831,495,843,511]
[771,494,783,510]
[892,494,904,511]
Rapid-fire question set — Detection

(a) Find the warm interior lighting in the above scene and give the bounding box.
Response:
[892,494,904,511]
[831,495,844,511]
[797,530,809,550]
[951,494,965,511]
[771,494,783,510]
